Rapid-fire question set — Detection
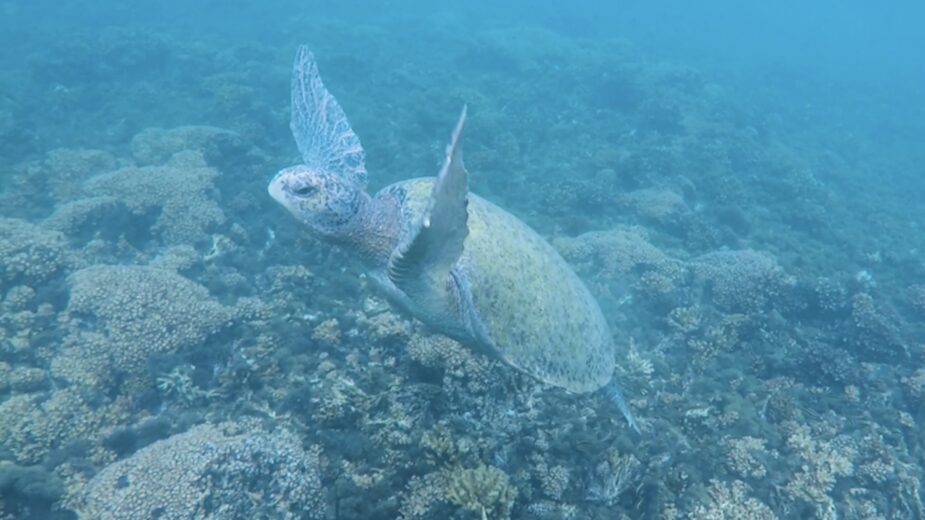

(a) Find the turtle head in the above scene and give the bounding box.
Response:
[268,165,367,238]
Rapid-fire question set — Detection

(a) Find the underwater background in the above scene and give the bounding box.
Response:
[2,0,924,518]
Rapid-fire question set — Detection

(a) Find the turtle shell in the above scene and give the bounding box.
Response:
[389,178,614,394]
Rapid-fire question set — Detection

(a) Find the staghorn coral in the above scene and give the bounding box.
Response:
[77,421,327,519]
[690,249,792,312]
[83,150,225,245]
[51,265,234,389]
[443,464,517,520]
[0,218,72,291]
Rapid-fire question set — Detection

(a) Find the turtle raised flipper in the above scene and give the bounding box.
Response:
[388,106,470,310]
[290,45,367,187]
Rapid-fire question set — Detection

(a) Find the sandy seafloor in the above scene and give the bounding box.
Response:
[1,2,924,519]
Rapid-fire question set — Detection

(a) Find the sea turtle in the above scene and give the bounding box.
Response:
[269,46,639,433]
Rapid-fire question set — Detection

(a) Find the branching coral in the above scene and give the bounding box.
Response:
[689,479,777,520]
[722,436,772,479]
[443,464,517,520]
[586,449,641,505]
[407,332,498,392]
[399,474,446,520]
[78,421,327,519]
[782,422,854,519]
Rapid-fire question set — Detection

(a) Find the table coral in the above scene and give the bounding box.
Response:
[18,147,118,203]
[554,225,682,281]
[83,150,225,245]
[618,187,689,223]
[0,218,72,291]
[0,389,112,465]
[690,249,792,312]
[77,421,327,519]
[129,125,248,166]
[51,265,234,390]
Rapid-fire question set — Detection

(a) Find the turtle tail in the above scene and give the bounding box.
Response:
[603,379,641,437]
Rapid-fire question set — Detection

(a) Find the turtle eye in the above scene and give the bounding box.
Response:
[293,184,317,197]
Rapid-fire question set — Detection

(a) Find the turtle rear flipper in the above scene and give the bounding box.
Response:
[290,45,367,188]
[388,107,470,318]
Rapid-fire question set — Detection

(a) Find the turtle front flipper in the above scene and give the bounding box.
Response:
[388,107,470,323]
[290,45,367,188]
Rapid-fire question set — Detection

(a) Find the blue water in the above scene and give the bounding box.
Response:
[2,2,924,519]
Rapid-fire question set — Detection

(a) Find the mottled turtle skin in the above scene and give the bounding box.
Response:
[269,46,636,431]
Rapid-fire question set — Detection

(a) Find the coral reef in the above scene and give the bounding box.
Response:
[0,11,923,520]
